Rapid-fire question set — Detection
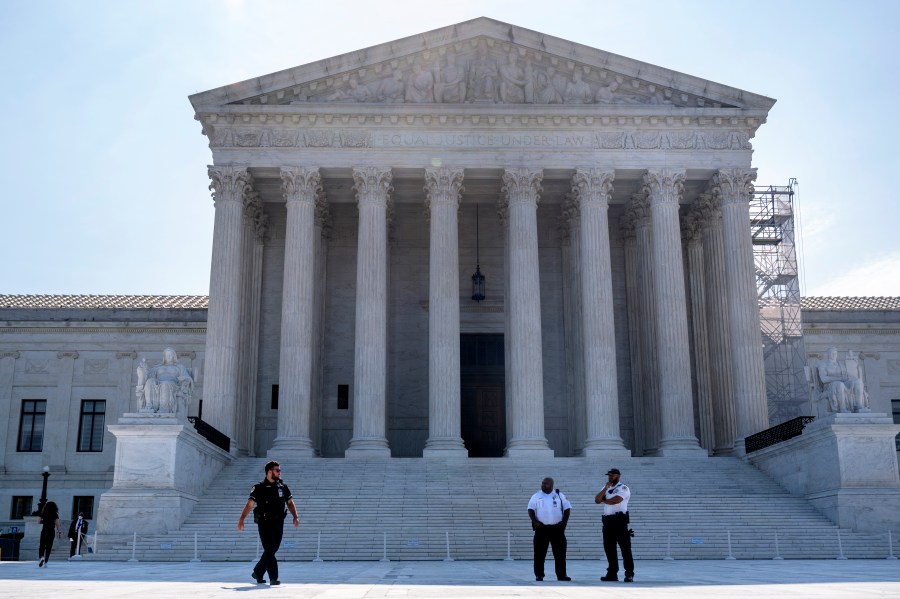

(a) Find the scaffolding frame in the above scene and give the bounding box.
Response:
[750,179,808,424]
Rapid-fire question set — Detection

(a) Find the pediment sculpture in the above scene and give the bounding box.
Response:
[250,40,730,108]
[805,347,870,415]
[136,347,195,417]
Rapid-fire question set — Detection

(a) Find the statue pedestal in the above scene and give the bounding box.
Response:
[748,412,900,532]
[19,515,41,556]
[96,414,233,535]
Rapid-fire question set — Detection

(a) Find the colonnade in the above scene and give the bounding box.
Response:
[204,165,768,458]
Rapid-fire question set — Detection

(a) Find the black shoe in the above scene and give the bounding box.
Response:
[270,580,281,586]
[600,575,618,582]
[535,576,543,581]
[624,576,634,583]
[558,576,572,581]
[252,572,266,584]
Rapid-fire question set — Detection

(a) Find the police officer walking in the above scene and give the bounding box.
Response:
[527,477,572,582]
[237,460,299,586]
[595,467,634,582]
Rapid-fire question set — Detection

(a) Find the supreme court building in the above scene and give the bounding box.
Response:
[189,17,774,460]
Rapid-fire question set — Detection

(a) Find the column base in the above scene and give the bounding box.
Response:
[582,437,632,459]
[657,436,708,457]
[505,437,554,458]
[268,436,316,459]
[345,437,391,459]
[423,437,468,458]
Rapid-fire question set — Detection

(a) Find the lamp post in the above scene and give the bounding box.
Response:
[34,466,50,516]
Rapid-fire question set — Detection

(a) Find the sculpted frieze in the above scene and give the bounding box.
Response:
[233,39,736,109]
[208,125,750,152]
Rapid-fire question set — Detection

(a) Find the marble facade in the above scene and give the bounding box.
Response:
[5,19,900,536]
[191,17,773,459]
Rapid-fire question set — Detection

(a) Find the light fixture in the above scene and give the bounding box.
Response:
[471,203,485,302]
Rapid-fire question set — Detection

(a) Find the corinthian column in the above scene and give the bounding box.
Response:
[572,168,628,457]
[714,169,768,452]
[700,195,737,455]
[502,168,553,457]
[270,167,321,457]
[683,211,714,453]
[633,196,661,455]
[422,167,468,457]
[205,165,252,444]
[644,169,703,455]
[346,166,393,458]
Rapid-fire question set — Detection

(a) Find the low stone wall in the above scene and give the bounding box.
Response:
[747,412,900,532]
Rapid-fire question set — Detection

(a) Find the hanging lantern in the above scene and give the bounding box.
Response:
[471,204,486,302]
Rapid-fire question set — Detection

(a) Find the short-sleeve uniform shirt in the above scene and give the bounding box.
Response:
[249,479,292,520]
[601,482,630,516]
[528,490,571,525]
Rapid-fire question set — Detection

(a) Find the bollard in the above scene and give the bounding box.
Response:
[888,531,897,560]
[836,529,847,560]
[725,530,735,560]
[91,532,97,555]
[773,532,783,560]
[664,531,674,560]
[128,532,138,562]
[256,537,261,561]
[380,532,389,562]
[190,532,200,563]
[71,529,83,560]
[504,531,513,561]
[443,531,453,562]
[313,531,323,562]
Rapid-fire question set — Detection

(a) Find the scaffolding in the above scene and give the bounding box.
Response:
[750,179,809,424]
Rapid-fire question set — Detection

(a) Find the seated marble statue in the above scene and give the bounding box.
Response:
[136,347,194,415]
[812,347,870,413]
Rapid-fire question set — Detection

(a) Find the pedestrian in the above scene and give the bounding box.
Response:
[237,460,299,586]
[595,467,634,582]
[37,500,62,567]
[68,511,89,557]
[527,476,572,582]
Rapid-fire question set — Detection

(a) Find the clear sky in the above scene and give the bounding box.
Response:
[2,0,898,297]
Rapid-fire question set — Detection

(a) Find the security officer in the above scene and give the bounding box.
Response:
[595,467,634,582]
[527,476,572,582]
[67,511,88,557]
[237,460,299,586]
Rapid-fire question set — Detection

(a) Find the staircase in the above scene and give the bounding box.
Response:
[87,457,895,561]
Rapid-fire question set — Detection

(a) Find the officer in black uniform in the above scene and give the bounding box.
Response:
[237,460,299,586]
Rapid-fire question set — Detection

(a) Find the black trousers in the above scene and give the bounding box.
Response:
[533,523,567,579]
[253,518,285,582]
[602,513,634,577]
[38,528,56,562]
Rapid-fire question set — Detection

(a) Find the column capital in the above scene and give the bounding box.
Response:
[280,167,323,206]
[115,351,137,360]
[424,167,465,209]
[352,167,393,207]
[681,211,703,243]
[208,165,253,204]
[712,168,757,206]
[243,192,269,240]
[0,351,20,359]
[572,168,615,209]
[558,192,579,242]
[642,169,685,207]
[56,351,79,360]
[501,168,543,207]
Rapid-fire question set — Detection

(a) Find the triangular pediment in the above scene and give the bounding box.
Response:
[190,17,774,113]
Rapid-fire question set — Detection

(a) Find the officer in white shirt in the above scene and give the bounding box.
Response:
[595,468,634,582]
[527,477,572,581]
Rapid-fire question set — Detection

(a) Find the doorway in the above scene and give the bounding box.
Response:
[460,334,506,457]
